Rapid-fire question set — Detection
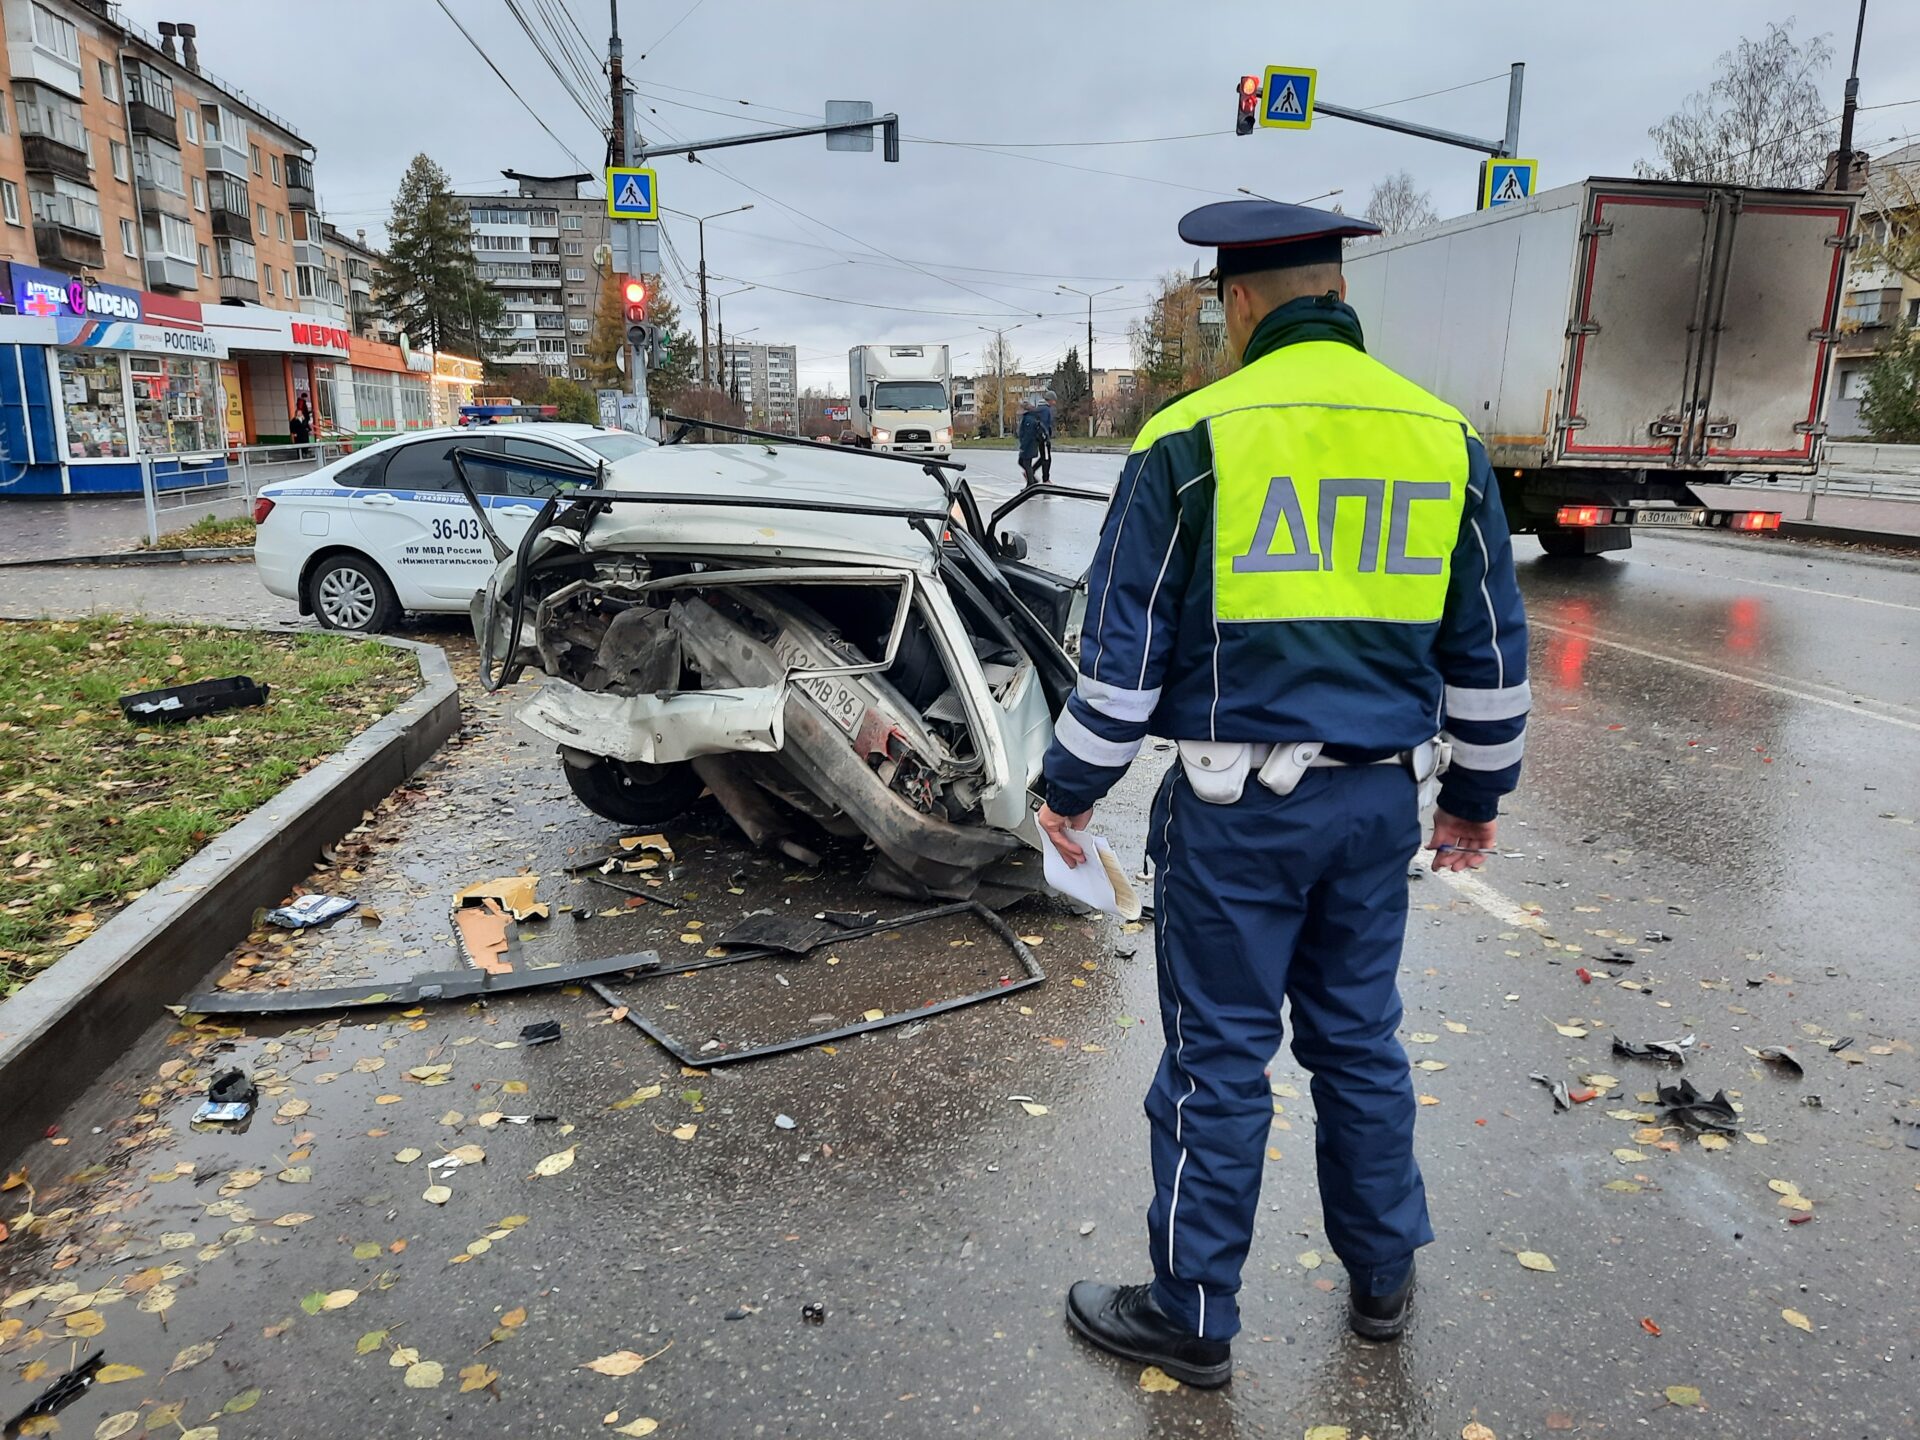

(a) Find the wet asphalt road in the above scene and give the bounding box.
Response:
[2,449,1918,1438]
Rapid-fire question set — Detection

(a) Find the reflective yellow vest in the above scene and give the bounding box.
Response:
[1133,340,1474,625]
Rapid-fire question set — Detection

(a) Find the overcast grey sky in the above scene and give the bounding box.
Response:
[123,1,1920,392]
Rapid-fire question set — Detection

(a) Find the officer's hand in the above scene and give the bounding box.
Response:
[1037,803,1093,867]
[1430,810,1496,871]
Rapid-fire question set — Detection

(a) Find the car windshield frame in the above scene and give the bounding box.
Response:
[872,381,947,411]
[577,432,656,463]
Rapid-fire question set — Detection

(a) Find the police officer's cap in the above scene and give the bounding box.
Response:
[1179,200,1380,278]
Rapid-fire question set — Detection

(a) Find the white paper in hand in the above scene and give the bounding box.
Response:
[1041,828,1142,920]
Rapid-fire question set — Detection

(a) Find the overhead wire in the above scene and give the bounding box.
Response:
[533,0,605,97]
[502,0,608,131]
[430,0,601,178]
[639,0,706,60]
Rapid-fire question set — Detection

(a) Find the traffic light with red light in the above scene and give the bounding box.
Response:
[1236,75,1260,136]
[622,277,648,323]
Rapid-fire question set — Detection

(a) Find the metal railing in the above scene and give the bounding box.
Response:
[1728,469,1920,501]
[136,441,353,546]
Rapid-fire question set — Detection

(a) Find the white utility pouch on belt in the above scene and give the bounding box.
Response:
[1176,740,1253,804]
[1256,741,1323,797]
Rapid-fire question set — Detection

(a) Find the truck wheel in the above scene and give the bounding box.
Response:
[1538,529,1605,559]
[562,755,703,827]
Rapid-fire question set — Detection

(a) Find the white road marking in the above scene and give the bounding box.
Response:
[1419,853,1548,929]
[1530,620,1920,733]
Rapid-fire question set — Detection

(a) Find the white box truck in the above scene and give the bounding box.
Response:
[849,344,953,458]
[1343,177,1857,555]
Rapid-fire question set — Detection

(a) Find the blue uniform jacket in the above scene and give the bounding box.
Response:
[1040,298,1529,823]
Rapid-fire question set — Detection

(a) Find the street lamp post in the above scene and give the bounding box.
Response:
[1057,284,1122,436]
[666,204,754,386]
[975,323,1023,439]
[712,286,753,399]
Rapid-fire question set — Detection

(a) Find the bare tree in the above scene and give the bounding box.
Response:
[972,333,1023,437]
[1635,21,1835,188]
[1855,145,1920,284]
[1363,170,1440,233]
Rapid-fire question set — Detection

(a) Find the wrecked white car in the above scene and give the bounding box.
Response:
[462,424,1101,901]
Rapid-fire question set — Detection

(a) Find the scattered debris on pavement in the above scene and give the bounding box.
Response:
[264,893,356,929]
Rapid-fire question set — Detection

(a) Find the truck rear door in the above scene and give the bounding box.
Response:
[1560,187,1714,465]
[1698,197,1852,466]
[1560,184,1854,471]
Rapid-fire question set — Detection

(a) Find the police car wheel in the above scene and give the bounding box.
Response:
[563,755,703,827]
[308,553,398,632]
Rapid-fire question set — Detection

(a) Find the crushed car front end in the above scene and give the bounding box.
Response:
[468,436,1086,901]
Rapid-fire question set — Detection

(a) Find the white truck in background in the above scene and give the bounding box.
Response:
[849,344,953,458]
[1343,177,1858,556]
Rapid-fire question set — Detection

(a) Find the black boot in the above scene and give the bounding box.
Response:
[1347,1259,1416,1341]
[1065,1281,1232,1387]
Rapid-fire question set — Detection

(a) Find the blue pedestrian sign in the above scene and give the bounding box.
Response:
[1481,159,1538,209]
[606,166,659,221]
[1259,66,1316,130]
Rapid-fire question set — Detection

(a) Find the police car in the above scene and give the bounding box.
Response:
[252,423,650,632]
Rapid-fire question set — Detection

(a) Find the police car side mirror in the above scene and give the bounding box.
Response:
[998,532,1028,561]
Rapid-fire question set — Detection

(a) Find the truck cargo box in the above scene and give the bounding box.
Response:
[1344,178,1856,477]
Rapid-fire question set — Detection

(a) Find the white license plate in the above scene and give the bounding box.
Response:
[773,634,866,735]
[1633,508,1706,527]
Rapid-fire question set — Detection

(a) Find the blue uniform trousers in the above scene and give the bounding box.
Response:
[1143,761,1433,1341]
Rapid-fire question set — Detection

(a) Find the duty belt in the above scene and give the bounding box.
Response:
[1176,738,1447,804]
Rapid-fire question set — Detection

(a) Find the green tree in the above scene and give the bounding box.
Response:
[644,283,698,412]
[1049,345,1090,427]
[374,154,505,359]
[540,376,597,424]
[1858,325,1920,442]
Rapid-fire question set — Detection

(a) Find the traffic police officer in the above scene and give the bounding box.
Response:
[1037,200,1529,1385]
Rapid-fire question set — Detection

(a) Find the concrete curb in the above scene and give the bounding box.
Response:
[0,546,252,569]
[1781,519,1920,552]
[0,636,461,1165]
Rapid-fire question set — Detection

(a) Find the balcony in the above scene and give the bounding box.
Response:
[284,156,316,212]
[34,222,103,270]
[145,254,197,291]
[203,136,250,178]
[127,94,176,144]
[219,274,259,303]
[293,238,325,271]
[21,130,90,184]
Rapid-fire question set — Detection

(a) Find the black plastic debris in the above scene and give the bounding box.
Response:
[118,675,267,724]
[1752,1045,1804,1077]
[1613,1035,1693,1065]
[817,909,878,930]
[192,1068,257,1125]
[802,1303,826,1325]
[1531,1073,1572,1111]
[520,1020,563,1047]
[182,951,662,1015]
[1898,1118,1920,1152]
[5,1349,104,1432]
[716,912,842,955]
[1643,930,1674,943]
[1828,1035,1854,1054]
[1657,1078,1739,1133]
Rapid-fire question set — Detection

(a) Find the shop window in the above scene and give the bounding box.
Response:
[59,351,130,458]
[132,355,220,454]
[400,376,432,429]
[353,372,395,431]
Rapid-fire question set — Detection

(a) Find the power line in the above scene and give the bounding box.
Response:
[1358,70,1511,113]
[503,0,607,131]
[640,0,706,59]
[430,0,600,177]
[533,0,604,96]
[697,220,1159,284]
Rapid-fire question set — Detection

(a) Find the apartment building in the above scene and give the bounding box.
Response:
[717,340,798,431]
[323,219,391,341]
[1830,141,1920,438]
[455,170,609,382]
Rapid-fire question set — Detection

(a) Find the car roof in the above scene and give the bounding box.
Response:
[587,442,953,568]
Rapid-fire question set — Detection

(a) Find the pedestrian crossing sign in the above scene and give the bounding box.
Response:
[1260,66,1316,130]
[606,166,659,221]
[1481,159,1538,209]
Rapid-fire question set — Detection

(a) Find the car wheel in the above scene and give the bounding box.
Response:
[563,755,703,827]
[307,553,399,631]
